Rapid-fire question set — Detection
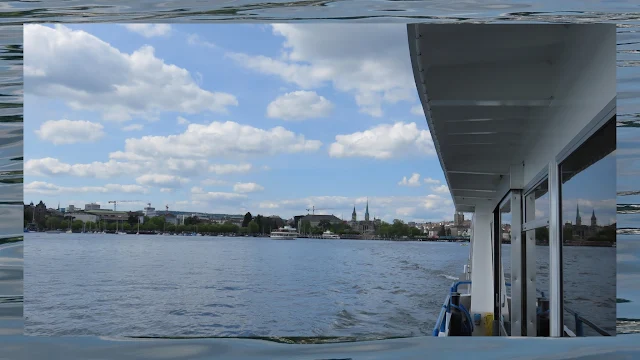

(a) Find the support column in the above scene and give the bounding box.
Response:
[548,161,563,337]
[470,203,494,319]
[509,190,523,336]
[524,194,538,336]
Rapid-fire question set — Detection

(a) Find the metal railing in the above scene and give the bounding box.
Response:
[433,281,612,337]
[564,306,611,336]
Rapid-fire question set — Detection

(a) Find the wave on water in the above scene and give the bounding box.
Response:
[618,204,640,214]
[617,319,640,334]
[618,228,640,235]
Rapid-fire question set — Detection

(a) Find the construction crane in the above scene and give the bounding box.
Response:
[108,200,140,211]
[305,206,336,215]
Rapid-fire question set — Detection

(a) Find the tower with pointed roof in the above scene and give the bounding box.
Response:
[351,205,357,222]
[591,209,597,227]
[576,204,582,226]
[365,199,370,222]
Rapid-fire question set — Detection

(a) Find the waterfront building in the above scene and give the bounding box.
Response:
[85,203,100,211]
[295,214,342,230]
[349,200,377,234]
[143,204,157,217]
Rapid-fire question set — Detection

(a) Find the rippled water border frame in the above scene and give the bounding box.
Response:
[2,14,640,359]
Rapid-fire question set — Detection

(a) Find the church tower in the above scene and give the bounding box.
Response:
[591,209,597,227]
[351,205,357,222]
[365,199,370,222]
[576,204,582,226]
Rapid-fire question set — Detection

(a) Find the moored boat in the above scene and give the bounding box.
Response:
[270,226,299,240]
[321,230,340,239]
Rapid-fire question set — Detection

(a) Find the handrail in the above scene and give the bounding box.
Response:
[534,289,612,336]
[433,294,450,336]
[564,307,612,336]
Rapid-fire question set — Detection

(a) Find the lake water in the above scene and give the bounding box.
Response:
[24,233,616,338]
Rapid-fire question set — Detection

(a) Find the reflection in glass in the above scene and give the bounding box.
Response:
[530,179,549,221]
[560,117,616,336]
[499,198,512,335]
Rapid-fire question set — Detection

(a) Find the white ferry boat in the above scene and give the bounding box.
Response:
[408,23,616,337]
[270,226,299,240]
[321,230,340,239]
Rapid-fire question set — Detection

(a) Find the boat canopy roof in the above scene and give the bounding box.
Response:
[407,24,616,213]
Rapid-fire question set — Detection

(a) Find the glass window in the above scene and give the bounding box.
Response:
[525,179,549,222]
[559,117,616,336]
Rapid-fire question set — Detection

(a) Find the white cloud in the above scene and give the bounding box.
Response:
[329,122,435,159]
[136,174,189,188]
[25,24,238,122]
[254,194,453,223]
[122,124,144,131]
[396,207,416,217]
[164,159,209,176]
[233,182,264,193]
[116,121,322,160]
[431,184,450,194]
[25,157,142,178]
[190,186,247,202]
[411,105,425,116]
[399,173,421,187]
[160,188,174,193]
[177,116,190,125]
[35,119,104,145]
[123,24,172,38]
[227,24,415,117]
[25,181,148,195]
[186,33,216,48]
[25,155,250,188]
[424,177,440,185]
[266,90,333,121]
[201,179,227,186]
[209,163,252,175]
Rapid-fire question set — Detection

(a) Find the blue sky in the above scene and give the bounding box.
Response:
[22,24,620,224]
[23,24,453,222]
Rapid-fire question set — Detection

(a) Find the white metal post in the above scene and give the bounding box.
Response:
[524,192,538,336]
[509,190,523,336]
[548,161,563,337]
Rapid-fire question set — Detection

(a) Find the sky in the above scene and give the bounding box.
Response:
[22,24,619,225]
[23,23,454,223]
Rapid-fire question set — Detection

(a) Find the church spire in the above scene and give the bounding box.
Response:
[591,209,597,227]
[351,204,357,222]
[365,198,370,222]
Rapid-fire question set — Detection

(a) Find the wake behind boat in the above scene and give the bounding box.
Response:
[270,226,299,240]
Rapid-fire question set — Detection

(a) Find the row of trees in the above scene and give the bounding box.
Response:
[375,220,424,238]
[241,212,285,234]
[35,215,242,234]
[298,219,360,235]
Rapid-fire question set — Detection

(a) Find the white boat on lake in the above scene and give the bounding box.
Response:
[321,230,340,239]
[270,226,299,240]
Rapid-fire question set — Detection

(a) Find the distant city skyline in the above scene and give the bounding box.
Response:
[24,24,453,223]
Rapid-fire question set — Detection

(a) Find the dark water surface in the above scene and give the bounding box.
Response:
[25,234,465,338]
[24,234,617,338]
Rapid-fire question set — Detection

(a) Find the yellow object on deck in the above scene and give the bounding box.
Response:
[483,313,494,336]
